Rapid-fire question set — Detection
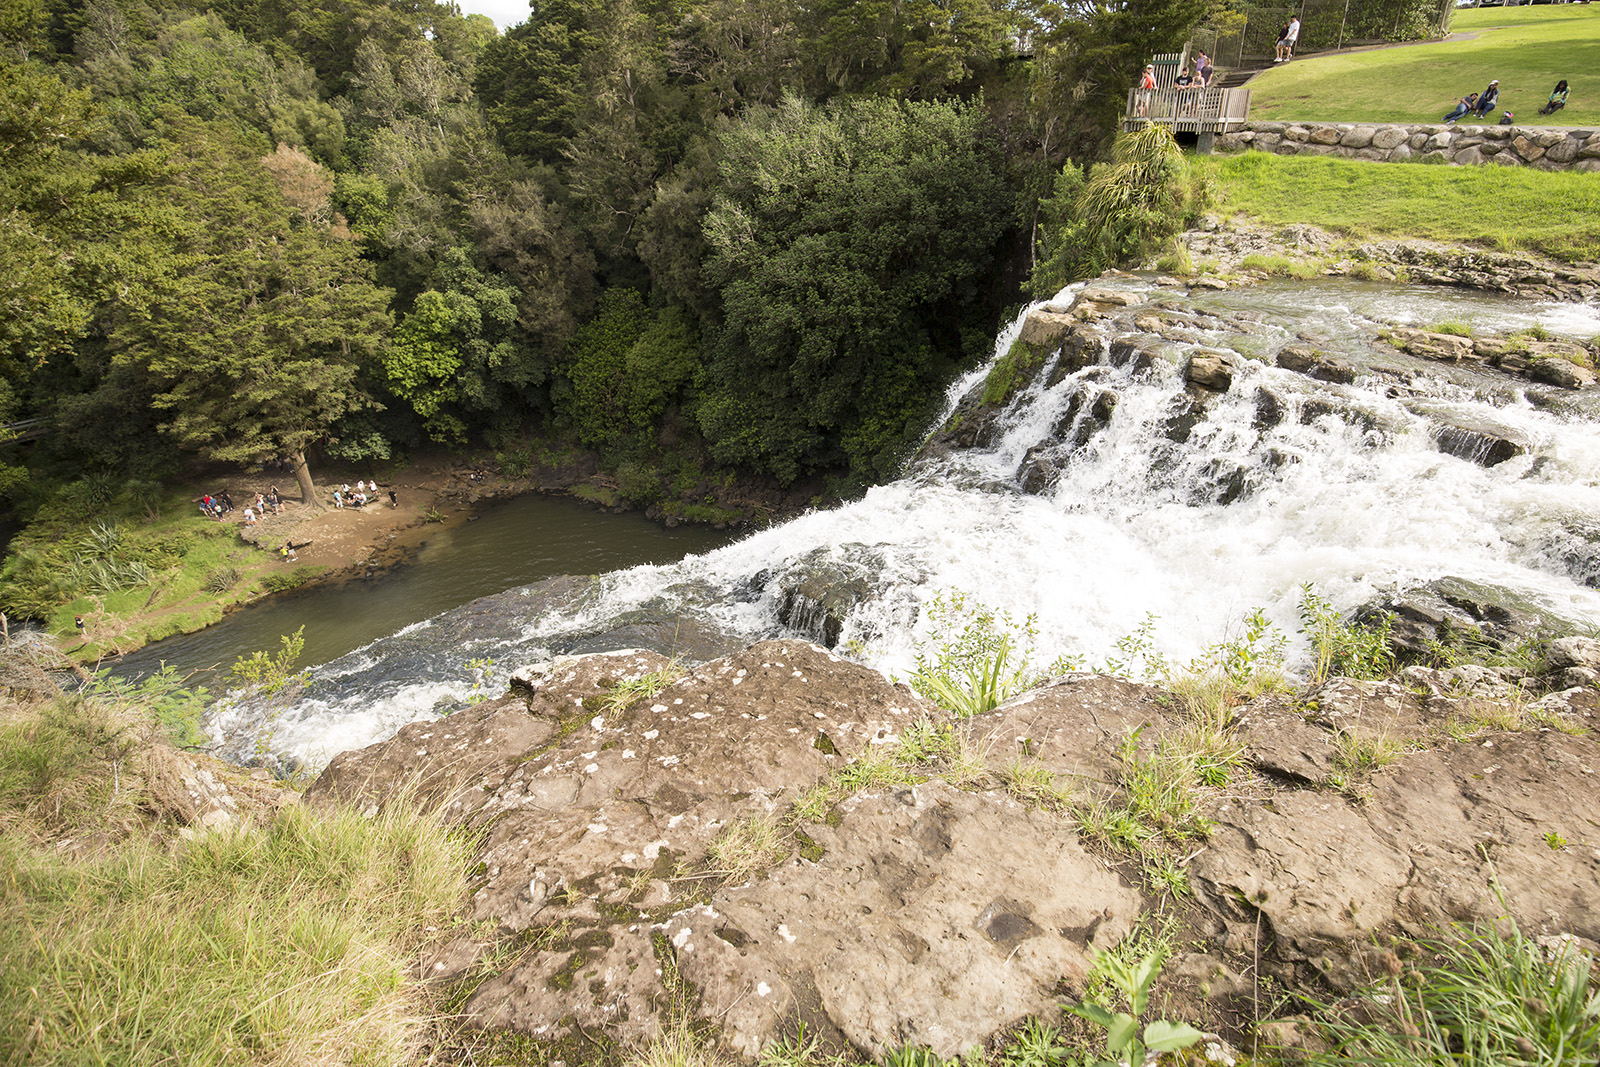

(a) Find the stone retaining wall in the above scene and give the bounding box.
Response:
[1216,121,1600,171]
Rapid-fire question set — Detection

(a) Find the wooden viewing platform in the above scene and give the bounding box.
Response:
[1123,49,1251,149]
[1123,86,1253,136]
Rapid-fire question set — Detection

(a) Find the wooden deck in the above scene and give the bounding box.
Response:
[1123,86,1252,136]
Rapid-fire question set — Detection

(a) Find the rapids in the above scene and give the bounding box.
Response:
[206,278,1600,773]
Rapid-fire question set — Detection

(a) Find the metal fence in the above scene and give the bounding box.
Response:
[1196,0,1453,68]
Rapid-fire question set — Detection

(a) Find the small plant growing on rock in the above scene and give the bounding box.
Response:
[230,626,308,697]
[1299,585,1394,684]
[999,756,1071,809]
[895,716,991,788]
[1430,320,1472,337]
[602,661,683,714]
[910,591,1057,717]
[1067,944,1203,1067]
[999,1018,1071,1067]
[706,814,788,883]
[464,656,496,704]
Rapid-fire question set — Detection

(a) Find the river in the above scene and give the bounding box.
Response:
[114,492,735,681]
[189,277,1600,776]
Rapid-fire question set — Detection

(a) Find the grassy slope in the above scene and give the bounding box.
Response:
[1199,151,1600,263]
[1247,5,1600,126]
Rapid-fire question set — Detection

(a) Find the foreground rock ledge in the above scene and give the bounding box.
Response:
[306,640,1600,1059]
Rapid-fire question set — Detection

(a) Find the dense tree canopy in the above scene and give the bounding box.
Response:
[0,0,1238,559]
[696,94,1015,485]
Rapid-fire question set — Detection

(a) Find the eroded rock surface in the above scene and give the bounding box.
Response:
[307,639,1600,1060]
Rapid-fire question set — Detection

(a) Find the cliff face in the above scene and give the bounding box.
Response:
[305,638,1600,1060]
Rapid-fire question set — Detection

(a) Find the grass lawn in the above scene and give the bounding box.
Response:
[1199,151,1600,264]
[1246,5,1600,126]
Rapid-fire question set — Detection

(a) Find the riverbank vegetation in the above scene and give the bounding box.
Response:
[1248,4,1598,127]
[0,479,322,659]
[1199,152,1600,264]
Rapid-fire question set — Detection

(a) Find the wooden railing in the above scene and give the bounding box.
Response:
[1124,87,1252,133]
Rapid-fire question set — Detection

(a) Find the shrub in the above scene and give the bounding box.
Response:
[1299,584,1395,683]
[1032,123,1209,293]
[910,591,1051,716]
[203,566,240,593]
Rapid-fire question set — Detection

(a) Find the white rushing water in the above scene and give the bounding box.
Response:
[209,279,1600,772]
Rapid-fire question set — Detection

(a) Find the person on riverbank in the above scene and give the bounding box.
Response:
[1443,92,1478,124]
[266,486,282,514]
[1540,80,1568,116]
[1471,80,1499,120]
[388,489,398,509]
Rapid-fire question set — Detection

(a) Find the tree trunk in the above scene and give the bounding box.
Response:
[291,449,321,509]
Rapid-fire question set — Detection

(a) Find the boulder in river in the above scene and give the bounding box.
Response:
[773,543,893,648]
[1359,575,1570,658]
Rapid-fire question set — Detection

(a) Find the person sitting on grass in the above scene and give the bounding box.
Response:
[1443,92,1478,124]
[1470,80,1499,120]
[1539,80,1568,116]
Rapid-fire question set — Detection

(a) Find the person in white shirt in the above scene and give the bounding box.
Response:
[1276,16,1300,63]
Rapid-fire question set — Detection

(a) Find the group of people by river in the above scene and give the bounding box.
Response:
[331,480,396,510]
[1444,78,1569,126]
[200,487,284,522]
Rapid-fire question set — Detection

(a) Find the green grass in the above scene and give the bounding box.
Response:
[1300,914,1600,1065]
[0,695,474,1066]
[0,482,317,660]
[1202,152,1600,264]
[1248,6,1600,127]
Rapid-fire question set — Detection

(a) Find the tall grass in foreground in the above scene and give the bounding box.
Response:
[1304,917,1599,1066]
[0,797,472,1065]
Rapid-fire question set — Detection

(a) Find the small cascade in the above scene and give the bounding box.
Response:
[216,278,1600,773]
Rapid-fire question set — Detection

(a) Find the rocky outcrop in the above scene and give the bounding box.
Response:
[1217,122,1600,174]
[306,639,1600,1061]
[920,268,1594,503]
[773,543,893,648]
[1179,221,1600,302]
[1358,575,1573,658]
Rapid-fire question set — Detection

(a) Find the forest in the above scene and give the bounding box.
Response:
[0,0,1425,553]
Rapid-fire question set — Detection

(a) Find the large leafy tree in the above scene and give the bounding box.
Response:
[798,0,1018,100]
[697,94,1014,486]
[384,248,521,444]
[110,124,391,504]
[473,0,602,164]
[0,59,93,383]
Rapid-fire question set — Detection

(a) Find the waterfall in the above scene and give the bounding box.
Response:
[209,278,1600,773]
